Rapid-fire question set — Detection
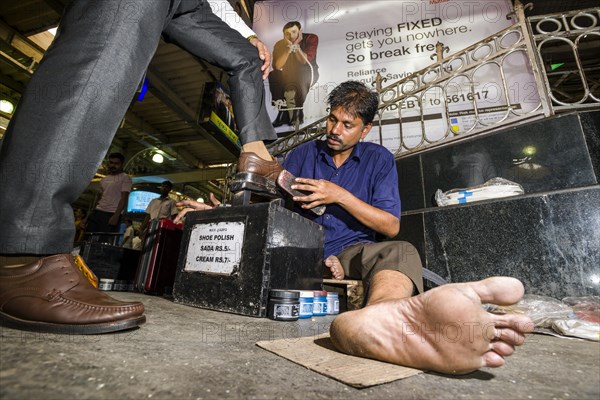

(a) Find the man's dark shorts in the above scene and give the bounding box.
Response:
[336,241,424,299]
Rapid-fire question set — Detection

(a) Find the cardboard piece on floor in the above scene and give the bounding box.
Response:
[256,334,422,388]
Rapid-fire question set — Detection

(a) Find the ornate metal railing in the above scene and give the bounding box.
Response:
[267,2,599,160]
[529,8,600,111]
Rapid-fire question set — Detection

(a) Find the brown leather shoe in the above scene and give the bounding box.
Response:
[237,152,283,182]
[0,254,145,334]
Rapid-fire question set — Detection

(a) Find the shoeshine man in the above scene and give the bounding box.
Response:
[176,81,534,375]
[0,0,283,334]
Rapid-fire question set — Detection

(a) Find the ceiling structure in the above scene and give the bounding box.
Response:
[0,0,597,209]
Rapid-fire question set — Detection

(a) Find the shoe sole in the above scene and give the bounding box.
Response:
[277,170,326,216]
[231,172,279,196]
[0,312,146,335]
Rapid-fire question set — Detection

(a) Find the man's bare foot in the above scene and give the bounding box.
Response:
[325,255,344,280]
[329,277,534,374]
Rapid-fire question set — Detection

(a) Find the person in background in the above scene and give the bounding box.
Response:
[140,181,179,236]
[147,181,179,220]
[138,181,180,256]
[122,219,135,249]
[85,153,132,242]
[73,208,86,242]
[132,232,143,251]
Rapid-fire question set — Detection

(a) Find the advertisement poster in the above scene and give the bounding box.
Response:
[252,0,537,152]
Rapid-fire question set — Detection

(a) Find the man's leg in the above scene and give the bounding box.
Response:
[85,210,113,234]
[162,0,276,161]
[84,210,115,244]
[365,270,414,305]
[284,89,296,122]
[268,70,285,108]
[0,0,173,256]
[293,72,311,124]
[327,241,424,300]
[328,243,534,374]
[268,70,289,127]
[0,0,174,334]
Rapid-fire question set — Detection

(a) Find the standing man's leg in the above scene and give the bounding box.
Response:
[0,0,173,256]
[163,0,277,158]
[0,0,177,333]
[162,0,282,181]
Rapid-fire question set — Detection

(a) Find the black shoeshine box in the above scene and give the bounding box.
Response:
[173,201,324,317]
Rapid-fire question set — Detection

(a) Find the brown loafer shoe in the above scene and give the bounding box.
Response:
[0,254,145,334]
[237,152,284,182]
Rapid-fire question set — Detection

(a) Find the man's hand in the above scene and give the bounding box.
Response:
[291,177,400,238]
[248,36,271,80]
[290,178,350,210]
[174,193,222,224]
[108,214,120,226]
[293,31,304,45]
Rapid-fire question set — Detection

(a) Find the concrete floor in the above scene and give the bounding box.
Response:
[1,292,599,400]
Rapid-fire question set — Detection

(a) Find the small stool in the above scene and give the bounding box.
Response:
[322,279,364,312]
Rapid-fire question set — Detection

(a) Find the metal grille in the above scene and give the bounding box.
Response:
[373,18,547,156]
[529,8,600,110]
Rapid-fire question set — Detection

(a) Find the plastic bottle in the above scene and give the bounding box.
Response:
[326,292,340,315]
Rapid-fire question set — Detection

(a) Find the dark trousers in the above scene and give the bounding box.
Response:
[86,210,121,235]
[85,210,121,245]
[268,69,313,111]
[336,241,424,302]
[0,0,276,255]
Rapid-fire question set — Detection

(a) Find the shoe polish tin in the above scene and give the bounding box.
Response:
[267,290,300,321]
[313,291,328,316]
[297,290,314,319]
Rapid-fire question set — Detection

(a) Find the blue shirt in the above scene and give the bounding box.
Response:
[283,140,401,258]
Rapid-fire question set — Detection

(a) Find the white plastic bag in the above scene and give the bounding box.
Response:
[435,177,524,206]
